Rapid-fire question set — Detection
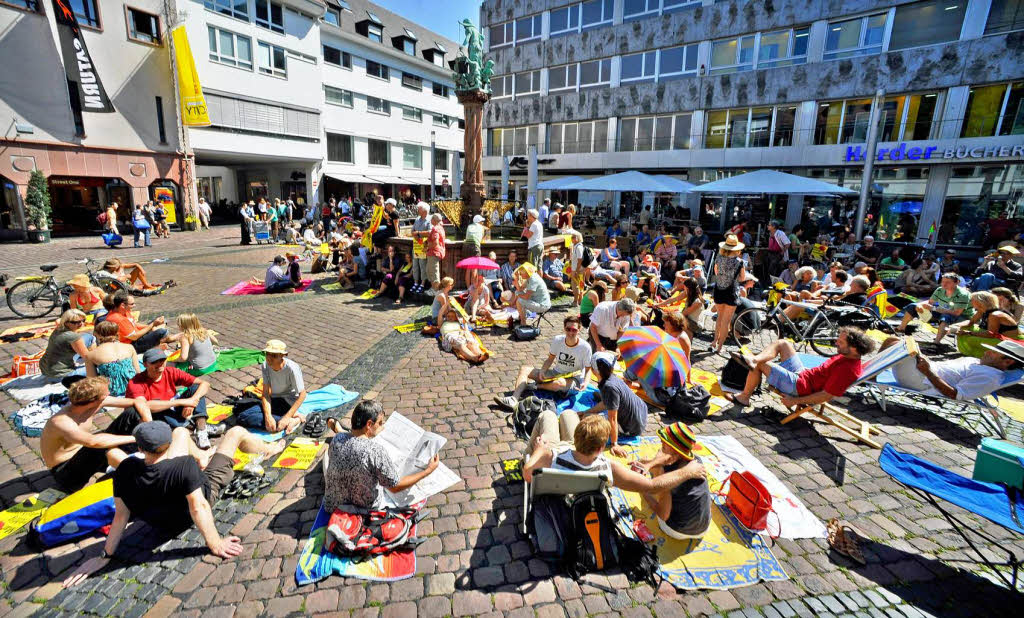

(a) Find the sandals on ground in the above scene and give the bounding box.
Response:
[826,518,866,565]
[304,413,326,438]
[222,473,273,500]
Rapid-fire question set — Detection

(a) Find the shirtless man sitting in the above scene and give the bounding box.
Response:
[41,376,144,492]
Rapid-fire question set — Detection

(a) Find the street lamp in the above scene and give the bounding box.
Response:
[430,130,436,202]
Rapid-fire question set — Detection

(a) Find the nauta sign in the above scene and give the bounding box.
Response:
[845,142,1024,162]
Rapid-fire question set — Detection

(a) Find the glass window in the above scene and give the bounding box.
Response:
[366,60,388,80]
[581,0,614,29]
[889,0,966,51]
[814,98,873,144]
[257,42,286,77]
[580,59,611,87]
[324,7,340,26]
[489,22,514,47]
[659,44,698,79]
[709,35,755,75]
[704,110,728,149]
[402,72,422,90]
[323,46,350,68]
[368,139,389,166]
[549,64,578,92]
[940,165,1024,246]
[621,51,657,83]
[367,24,383,42]
[401,39,415,55]
[673,114,692,149]
[403,144,422,169]
[551,4,580,36]
[619,114,689,151]
[3,0,39,11]
[773,106,797,146]
[624,0,659,20]
[367,96,390,115]
[549,124,563,154]
[516,14,542,42]
[902,92,940,140]
[326,133,353,163]
[204,0,247,20]
[491,75,513,98]
[748,108,772,147]
[402,106,422,122]
[434,148,449,170]
[825,13,887,60]
[515,70,540,95]
[324,85,353,107]
[127,8,160,44]
[758,27,809,68]
[433,83,449,97]
[254,0,284,34]
[563,124,579,154]
[960,82,1024,137]
[654,116,673,150]
[209,27,252,70]
[619,118,636,151]
[593,120,608,152]
[986,0,1024,35]
[664,0,700,13]
[70,0,100,27]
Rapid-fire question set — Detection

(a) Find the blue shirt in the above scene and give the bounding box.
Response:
[636,231,652,248]
[606,226,623,238]
[543,258,564,279]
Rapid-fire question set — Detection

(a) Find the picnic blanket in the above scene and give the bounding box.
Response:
[534,386,639,445]
[174,348,265,376]
[207,384,360,430]
[607,436,789,590]
[0,374,66,403]
[296,502,420,585]
[221,279,313,295]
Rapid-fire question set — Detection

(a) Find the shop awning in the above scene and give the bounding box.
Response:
[688,170,857,196]
[324,172,387,184]
[651,175,696,193]
[538,176,586,190]
[398,176,432,186]
[561,170,679,192]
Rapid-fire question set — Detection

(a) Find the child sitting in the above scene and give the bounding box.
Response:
[637,422,711,540]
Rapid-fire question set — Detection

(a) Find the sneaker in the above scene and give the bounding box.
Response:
[206,423,226,437]
[494,395,518,410]
[195,429,211,450]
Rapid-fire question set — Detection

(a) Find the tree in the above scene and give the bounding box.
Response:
[24,169,51,230]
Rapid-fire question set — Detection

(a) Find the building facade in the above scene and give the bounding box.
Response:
[479,0,1024,249]
[0,0,463,237]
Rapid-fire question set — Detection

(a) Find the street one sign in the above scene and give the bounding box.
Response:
[845,142,1024,163]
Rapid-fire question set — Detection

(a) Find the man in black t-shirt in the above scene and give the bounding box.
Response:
[853,235,881,267]
[62,422,286,589]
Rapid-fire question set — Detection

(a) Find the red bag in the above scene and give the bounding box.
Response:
[722,471,774,533]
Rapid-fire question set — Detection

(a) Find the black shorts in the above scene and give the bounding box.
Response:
[712,285,738,306]
[51,447,109,492]
[203,453,235,503]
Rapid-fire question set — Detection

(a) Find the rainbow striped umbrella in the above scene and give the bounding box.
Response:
[618,325,691,389]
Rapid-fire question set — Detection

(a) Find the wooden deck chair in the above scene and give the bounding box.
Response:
[522,468,611,535]
[776,338,918,449]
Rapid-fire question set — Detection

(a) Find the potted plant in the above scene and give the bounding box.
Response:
[24,169,52,243]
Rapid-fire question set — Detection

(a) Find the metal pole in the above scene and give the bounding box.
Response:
[500,156,510,201]
[527,145,538,210]
[430,130,436,202]
[855,89,884,240]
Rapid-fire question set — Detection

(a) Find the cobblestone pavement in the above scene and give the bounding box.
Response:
[0,229,1021,617]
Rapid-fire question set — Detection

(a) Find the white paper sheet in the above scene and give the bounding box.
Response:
[374,412,459,507]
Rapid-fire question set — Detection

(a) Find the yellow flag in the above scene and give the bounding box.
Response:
[172,26,211,127]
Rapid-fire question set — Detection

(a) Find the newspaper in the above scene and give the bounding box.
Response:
[374,412,461,507]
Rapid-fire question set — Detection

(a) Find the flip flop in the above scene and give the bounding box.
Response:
[304,413,326,438]
[827,518,866,565]
[723,392,750,408]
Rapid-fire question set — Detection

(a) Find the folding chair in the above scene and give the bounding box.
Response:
[776,338,918,449]
[879,444,1023,590]
[522,468,611,535]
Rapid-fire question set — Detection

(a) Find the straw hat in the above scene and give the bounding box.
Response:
[718,233,745,252]
[623,286,643,301]
[262,339,288,354]
[285,251,299,259]
[998,245,1020,255]
[658,422,699,462]
[67,274,91,288]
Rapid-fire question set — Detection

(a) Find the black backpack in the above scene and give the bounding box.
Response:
[580,245,595,268]
[657,384,712,422]
[511,396,555,439]
[720,355,750,392]
[526,494,570,561]
[564,491,619,579]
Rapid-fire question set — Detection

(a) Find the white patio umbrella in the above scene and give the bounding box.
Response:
[537,176,586,190]
[562,170,678,192]
[688,170,857,196]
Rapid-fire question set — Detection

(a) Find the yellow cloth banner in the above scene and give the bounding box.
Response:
[0,496,48,541]
[273,437,326,470]
[172,26,211,127]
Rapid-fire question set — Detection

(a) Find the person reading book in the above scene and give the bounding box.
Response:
[494,315,592,411]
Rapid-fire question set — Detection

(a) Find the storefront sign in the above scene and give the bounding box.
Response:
[846,142,1024,163]
[171,26,211,127]
[153,186,177,225]
[51,0,114,113]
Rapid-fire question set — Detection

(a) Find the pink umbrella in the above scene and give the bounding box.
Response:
[456,256,499,270]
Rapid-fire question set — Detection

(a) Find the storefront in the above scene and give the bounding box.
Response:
[0,176,25,240]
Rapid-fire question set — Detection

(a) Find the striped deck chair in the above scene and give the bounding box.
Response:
[778,338,918,449]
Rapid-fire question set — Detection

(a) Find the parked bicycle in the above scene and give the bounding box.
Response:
[732,294,895,357]
[2,258,129,319]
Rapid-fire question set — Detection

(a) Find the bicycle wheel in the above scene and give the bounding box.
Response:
[6,280,59,318]
[808,319,840,356]
[732,307,778,351]
[93,275,129,296]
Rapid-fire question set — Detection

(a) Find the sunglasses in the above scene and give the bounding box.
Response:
[68,319,85,325]
[564,327,579,333]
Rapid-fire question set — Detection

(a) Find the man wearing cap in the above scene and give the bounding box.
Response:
[494,315,592,410]
[973,245,1023,291]
[938,249,960,275]
[125,348,218,448]
[541,247,569,293]
[523,209,544,266]
[583,351,649,458]
[510,263,551,326]
[236,340,307,433]
[410,202,432,294]
[854,235,881,267]
[881,336,1024,401]
[589,298,638,352]
[637,422,712,540]
[62,421,287,589]
[41,376,143,492]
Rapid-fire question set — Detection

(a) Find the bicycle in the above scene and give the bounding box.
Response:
[732,294,895,357]
[2,258,130,319]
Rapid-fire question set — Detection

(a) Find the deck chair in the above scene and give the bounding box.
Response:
[777,338,918,449]
[879,444,1023,590]
[522,468,611,535]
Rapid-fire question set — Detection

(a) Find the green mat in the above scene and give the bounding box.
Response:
[175,348,264,376]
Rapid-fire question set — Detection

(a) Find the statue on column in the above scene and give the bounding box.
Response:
[453,19,492,219]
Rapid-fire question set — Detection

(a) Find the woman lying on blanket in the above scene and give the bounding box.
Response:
[635,422,711,541]
[102,258,171,294]
[439,309,489,364]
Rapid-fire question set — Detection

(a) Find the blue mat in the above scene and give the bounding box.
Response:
[247,385,359,441]
[535,385,641,445]
[879,444,1024,535]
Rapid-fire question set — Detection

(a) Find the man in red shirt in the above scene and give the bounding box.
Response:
[724,327,875,408]
[125,348,221,449]
[104,290,168,353]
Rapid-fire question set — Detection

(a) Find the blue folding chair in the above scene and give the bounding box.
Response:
[879,444,1023,589]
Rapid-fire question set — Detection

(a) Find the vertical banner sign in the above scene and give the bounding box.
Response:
[51,0,114,113]
[153,186,178,225]
[171,26,211,127]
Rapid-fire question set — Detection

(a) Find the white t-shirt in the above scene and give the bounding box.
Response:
[928,358,1004,400]
[590,301,628,339]
[548,335,592,378]
[571,242,585,270]
[528,220,544,248]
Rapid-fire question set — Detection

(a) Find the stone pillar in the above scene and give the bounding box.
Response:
[458,89,491,219]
